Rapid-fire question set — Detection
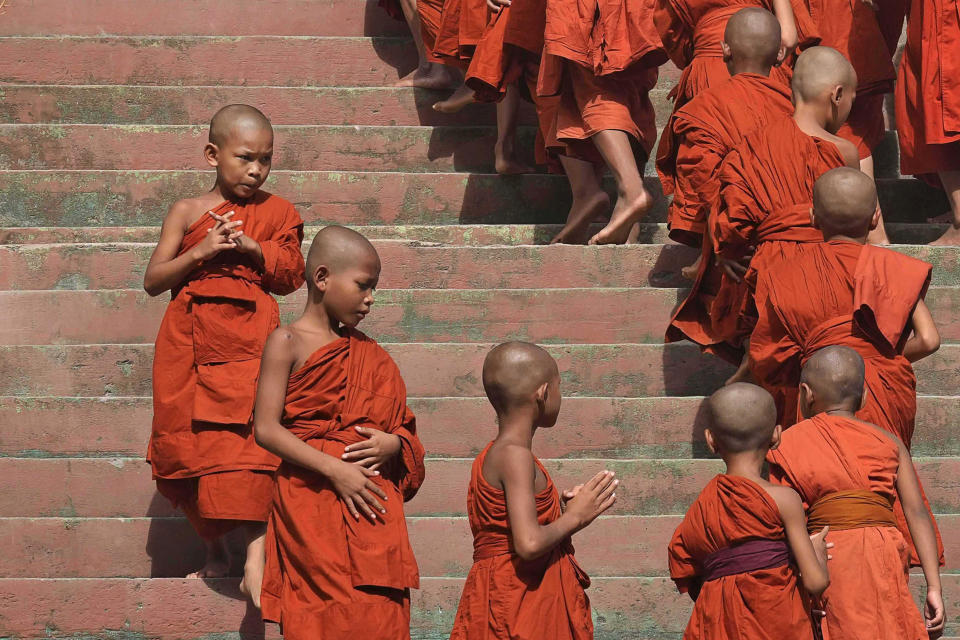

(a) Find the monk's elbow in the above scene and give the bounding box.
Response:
[804,574,829,598]
[512,537,545,562]
[924,333,941,357]
[143,278,161,297]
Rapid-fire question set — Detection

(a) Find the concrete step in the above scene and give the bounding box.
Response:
[3,287,959,346]
[4,395,960,459]
[0,170,947,228]
[5,343,960,398]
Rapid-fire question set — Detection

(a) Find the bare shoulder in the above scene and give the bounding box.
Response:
[163,196,209,232]
[764,483,802,509]
[263,325,298,360]
[484,441,534,488]
[828,135,860,168]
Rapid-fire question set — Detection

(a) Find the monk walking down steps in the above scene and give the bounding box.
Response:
[144,104,305,605]
[450,341,616,639]
[254,226,426,640]
[669,383,831,640]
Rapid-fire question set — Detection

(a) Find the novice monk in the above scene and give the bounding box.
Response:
[767,347,945,640]
[254,226,426,638]
[539,0,668,245]
[450,341,616,639]
[656,7,795,276]
[144,104,305,601]
[666,46,858,367]
[669,383,831,639]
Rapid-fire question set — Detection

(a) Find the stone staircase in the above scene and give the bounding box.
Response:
[0,0,957,638]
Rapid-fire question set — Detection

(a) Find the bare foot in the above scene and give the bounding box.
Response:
[680,253,702,281]
[927,211,954,224]
[930,224,960,246]
[433,84,475,113]
[588,189,653,245]
[238,525,267,609]
[725,353,752,386]
[396,64,460,90]
[495,143,535,175]
[551,191,610,244]
[187,538,230,579]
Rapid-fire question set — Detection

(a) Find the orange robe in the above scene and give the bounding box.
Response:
[666,116,842,363]
[450,442,593,639]
[767,414,931,640]
[419,0,446,63]
[656,72,794,247]
[894,0,960,181]
[537,0,668,164]
[433,0,490,69]
[149,192,304,540]
[669,474,814,640]
[260,329,426,640]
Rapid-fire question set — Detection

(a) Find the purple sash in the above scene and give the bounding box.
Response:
[701,539,790,581]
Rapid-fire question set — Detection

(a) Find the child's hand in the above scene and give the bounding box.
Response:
[925,589,945,638]
[191,211,241,261]
[341,426,402,471]
[327,457,389,521]
[809,525,833,567]
[564,470,617,528]
[715,249,753,283]
[561,484,583,509]
[486,0,510,11]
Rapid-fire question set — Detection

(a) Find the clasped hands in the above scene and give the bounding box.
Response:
[329,426,403,522]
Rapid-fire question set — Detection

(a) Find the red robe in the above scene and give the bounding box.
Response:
[450,442,593,639]
[260,330,426,640]
[433,0,490,69]
[149,192,304,540]
[669,475,814,640]
[768,414,931,640]
[666,116,843,362]
[894,0,960,180]
[656,72,794,247]
[419,0,447,63]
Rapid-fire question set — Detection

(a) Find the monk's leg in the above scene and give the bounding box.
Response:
[931,169,960,245]
[494,84,535,175]
[395,0,459,89]
[239,522,267,608]
[859,155,891,245]
[187,536,231,579]
[433,83,475,113]
[725,348,753,386]
[552,156,609,244]
[587,129,653,245]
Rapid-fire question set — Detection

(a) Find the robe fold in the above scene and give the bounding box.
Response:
[669,474,814,640]
[260,329,425,640]
[767,414,932,640]
[665,116,842,362]
[450,442,593,639]
[149,191,305,539]
[419,0,447,63]
[656,72,794,247]
[434,0,490,69]
[894,0,960,180]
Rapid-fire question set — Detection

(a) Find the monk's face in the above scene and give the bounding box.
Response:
[320,252,381,328]
[206,124,274,199]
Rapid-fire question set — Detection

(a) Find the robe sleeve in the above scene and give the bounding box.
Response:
[750,272,803,389]
[667,524,700,594]
[260,202,306,295]
[714,150,763,259]
[653,0,693,69]
[392,407,426,501]
[674,120,727,232]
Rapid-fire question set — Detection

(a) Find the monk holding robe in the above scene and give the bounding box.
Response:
[253,226,425,639]
[666,46,858,368]
[450,342,617,639]
[669,383,830,639]
[767,347,945,639]
[145,105,305,603]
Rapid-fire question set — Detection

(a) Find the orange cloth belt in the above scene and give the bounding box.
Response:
[806,490,898,533]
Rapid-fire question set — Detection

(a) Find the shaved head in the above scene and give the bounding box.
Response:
[306,225,380,289]
[792,47,857,102]
[813,167,878,237]
[724,8,782,68]
[708,383,778,453]
[483,342,558,414]
[801,346,866,409]
[209,104,273,146]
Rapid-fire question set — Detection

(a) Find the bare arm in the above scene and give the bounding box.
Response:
[770,0,799,56]
[771,486,831,597]
[903,300,940,363]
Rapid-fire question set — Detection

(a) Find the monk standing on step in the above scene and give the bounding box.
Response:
[255,226,425,639]
[385,0,461,89]
[450,341,615,639]
[767,347,945,640]
[669,383,831,640]
[144,104,305,604]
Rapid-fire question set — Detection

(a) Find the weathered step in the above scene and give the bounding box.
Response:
[0,170,945,228]
[0,0,408,37]
[4,395,960,459]
[5,343,960,398]
[4,287,959,345]
[4,457,959,520]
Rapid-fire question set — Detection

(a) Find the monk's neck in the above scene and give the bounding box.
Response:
[792,103,831,138]
[823,233,867,244]
[495,413,537,448]
[729,63,771,77]
[722,451,767,481]
[818,407,858,418]
[301,295,346,341]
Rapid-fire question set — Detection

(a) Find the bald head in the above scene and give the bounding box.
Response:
[708,383,778,453]
[306,225,380,290]
[723,8,782,70]
[483,342,559,414]
[792,47,857,102]
[209,104,273,147]
[800,346,866,409]
[813,167,878,237]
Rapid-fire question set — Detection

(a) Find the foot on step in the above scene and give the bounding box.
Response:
[395,64,460,90]
[551,191,610,244]
[587,189,652,245]
[433,84,475,113]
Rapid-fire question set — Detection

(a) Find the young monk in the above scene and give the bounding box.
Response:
[386,0,461,89]
[656,7,795,277]
[538,0,668,245]
[669,383,831,639]
[254,226,425,637]
[666,46,858,368]
[767,347,945,639]
[895,0,960,246]
[450,341,616,639]
[144,104,305,600]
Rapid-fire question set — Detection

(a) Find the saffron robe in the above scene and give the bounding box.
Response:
[669,474,814,640]
[768,414,930,640]
[656,72,794,247]
[419,0,447,63]
[894,0,960,180]
[665,116,843,362]
[149,191,305,539]
[433,0,490,69]
[260,330,426,640]
[450,442,593,639]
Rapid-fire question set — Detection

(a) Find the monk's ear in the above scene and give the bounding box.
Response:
[830,84,844,108]
[869,206,881,231]
[313,264,330,292]
[534,381,549,418]
[798,382,815,419]
[769,424,783,451]
[720,41,732,63]
[775,44,787,65]
[204,142,220,168]
[704,428,718,455]
[810,206,820,230]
